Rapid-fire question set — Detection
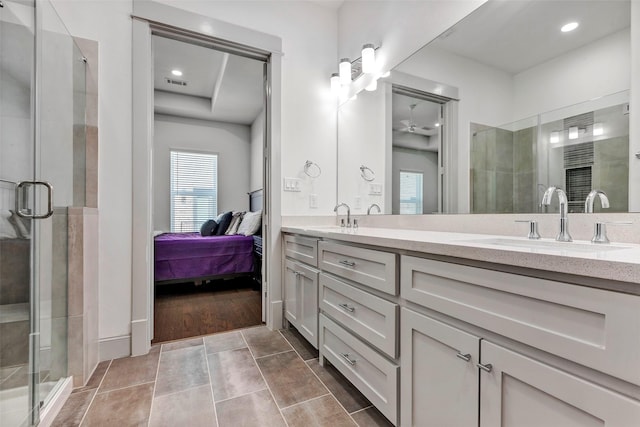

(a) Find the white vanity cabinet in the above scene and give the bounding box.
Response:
[281,227,640,427]
[479,340,640,427]
[317,240,400,425]
[283,234,320,348]
[401,308,480,427]
[401,254,640,427]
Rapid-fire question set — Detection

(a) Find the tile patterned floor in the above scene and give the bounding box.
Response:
[52,326,394,427]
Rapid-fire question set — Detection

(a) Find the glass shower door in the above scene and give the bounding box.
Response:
[1,0,85,425]
[0,1,37,425]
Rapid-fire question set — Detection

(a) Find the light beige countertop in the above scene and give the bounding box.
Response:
[281,225,640,285]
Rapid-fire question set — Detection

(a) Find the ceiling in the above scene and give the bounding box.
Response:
[153,35,264,125]
[432,0,630,74]
[392,92,441,152]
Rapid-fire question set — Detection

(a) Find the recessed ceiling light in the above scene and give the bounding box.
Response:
[561,22,579,33]
[171,69,183,77]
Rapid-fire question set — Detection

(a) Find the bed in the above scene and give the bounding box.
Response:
[154,233,254,283]
[153,189,263,285]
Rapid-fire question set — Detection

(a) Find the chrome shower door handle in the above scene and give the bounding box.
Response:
[16,181,54,219]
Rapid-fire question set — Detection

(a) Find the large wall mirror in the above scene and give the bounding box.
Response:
[337,0,633,215]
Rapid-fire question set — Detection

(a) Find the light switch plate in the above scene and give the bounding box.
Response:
[309,194,318,208]
[283,177,301,192]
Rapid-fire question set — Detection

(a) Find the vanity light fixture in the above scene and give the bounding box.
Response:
[561,22,579,32]
[593,122,603,136]
[550,131,560,144]
[365,79,378,92]
[339,58,352,85]
[362,43,376,74]
[330,73,340,95]
[171,69,183,77]
[568,126,579,139]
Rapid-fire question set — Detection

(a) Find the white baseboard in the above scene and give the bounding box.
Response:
[99,335,131,361]
[270,300,283,330]
[39,377,72,427]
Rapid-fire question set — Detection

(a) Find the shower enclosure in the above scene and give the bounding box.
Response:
[1,0,87,425]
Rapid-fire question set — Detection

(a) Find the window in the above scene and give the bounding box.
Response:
[399,171,423,214]
[170,150,218,232]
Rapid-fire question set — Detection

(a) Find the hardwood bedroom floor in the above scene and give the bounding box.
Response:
[152,277,262,343]
[52,326,394,427]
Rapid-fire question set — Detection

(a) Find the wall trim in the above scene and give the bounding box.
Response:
[131,1,283,355]
[38,377,72,427]
[99,335,131,361]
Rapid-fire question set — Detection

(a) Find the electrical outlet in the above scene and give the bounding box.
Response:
[355,196,362,209]
[309,194,318,208]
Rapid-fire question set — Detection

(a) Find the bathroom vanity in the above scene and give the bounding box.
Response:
[281,226,640,426]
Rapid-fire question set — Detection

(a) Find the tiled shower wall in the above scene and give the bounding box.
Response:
[471,124,537,214]
[67,36,99,387]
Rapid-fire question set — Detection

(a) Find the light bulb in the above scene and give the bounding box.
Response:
[330,73,340,95]
[561,22,579,32]
[593,123,603,136]
[339,58,351,85]
[365,79,378,92]
[362,44,375,74]
[568,126,579,140]
[171,69,183,77]
[550,131,560,144]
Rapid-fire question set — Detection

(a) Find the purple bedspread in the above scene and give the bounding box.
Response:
[154,233,254,282]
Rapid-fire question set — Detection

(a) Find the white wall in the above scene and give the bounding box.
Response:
[153,114,251,231]
[250,111,264,193]
[155,0,338,216]
[52,0,337,345]
[338,0,486,75]
[51,0,133,342]
[337,86,387,215]
[513,29,630,121]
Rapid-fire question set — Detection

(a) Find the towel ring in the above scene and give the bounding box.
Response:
[304,160,322,178]
[360,165,375,182]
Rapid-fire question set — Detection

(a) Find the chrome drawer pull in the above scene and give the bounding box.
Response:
[338,303,355,313]
[477,362,493,373]
[340,352,357,366]
[455,352,471,362]
[339,260,356,267]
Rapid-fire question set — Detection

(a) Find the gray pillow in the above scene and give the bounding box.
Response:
[214,211,233,235]
[200,219,218,236]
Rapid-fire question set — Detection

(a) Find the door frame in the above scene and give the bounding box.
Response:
[131,0,283,356]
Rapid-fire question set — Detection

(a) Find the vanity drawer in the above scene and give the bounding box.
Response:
[284,234,318,267]
[320,273,398,358]
[320,314,398,425]
[401,255,640,386]
[319,241,397,295]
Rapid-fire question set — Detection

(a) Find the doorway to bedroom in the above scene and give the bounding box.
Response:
[150,34,267,343]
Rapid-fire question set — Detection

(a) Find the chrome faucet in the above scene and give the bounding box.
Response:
[541,186,572,242]
[584,190,610,213]
[367,203,381,215]
[334,202,351,227]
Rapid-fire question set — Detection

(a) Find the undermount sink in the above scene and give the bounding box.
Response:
[464,238,630,253]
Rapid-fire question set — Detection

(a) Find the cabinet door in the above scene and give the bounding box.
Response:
[284,259,299,326]
[298,263,319,348]
[480,341,640,427]
[401,308,480,427]
[284,259,319,348]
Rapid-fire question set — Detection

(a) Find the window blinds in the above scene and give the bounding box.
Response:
[170,151,218,232]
